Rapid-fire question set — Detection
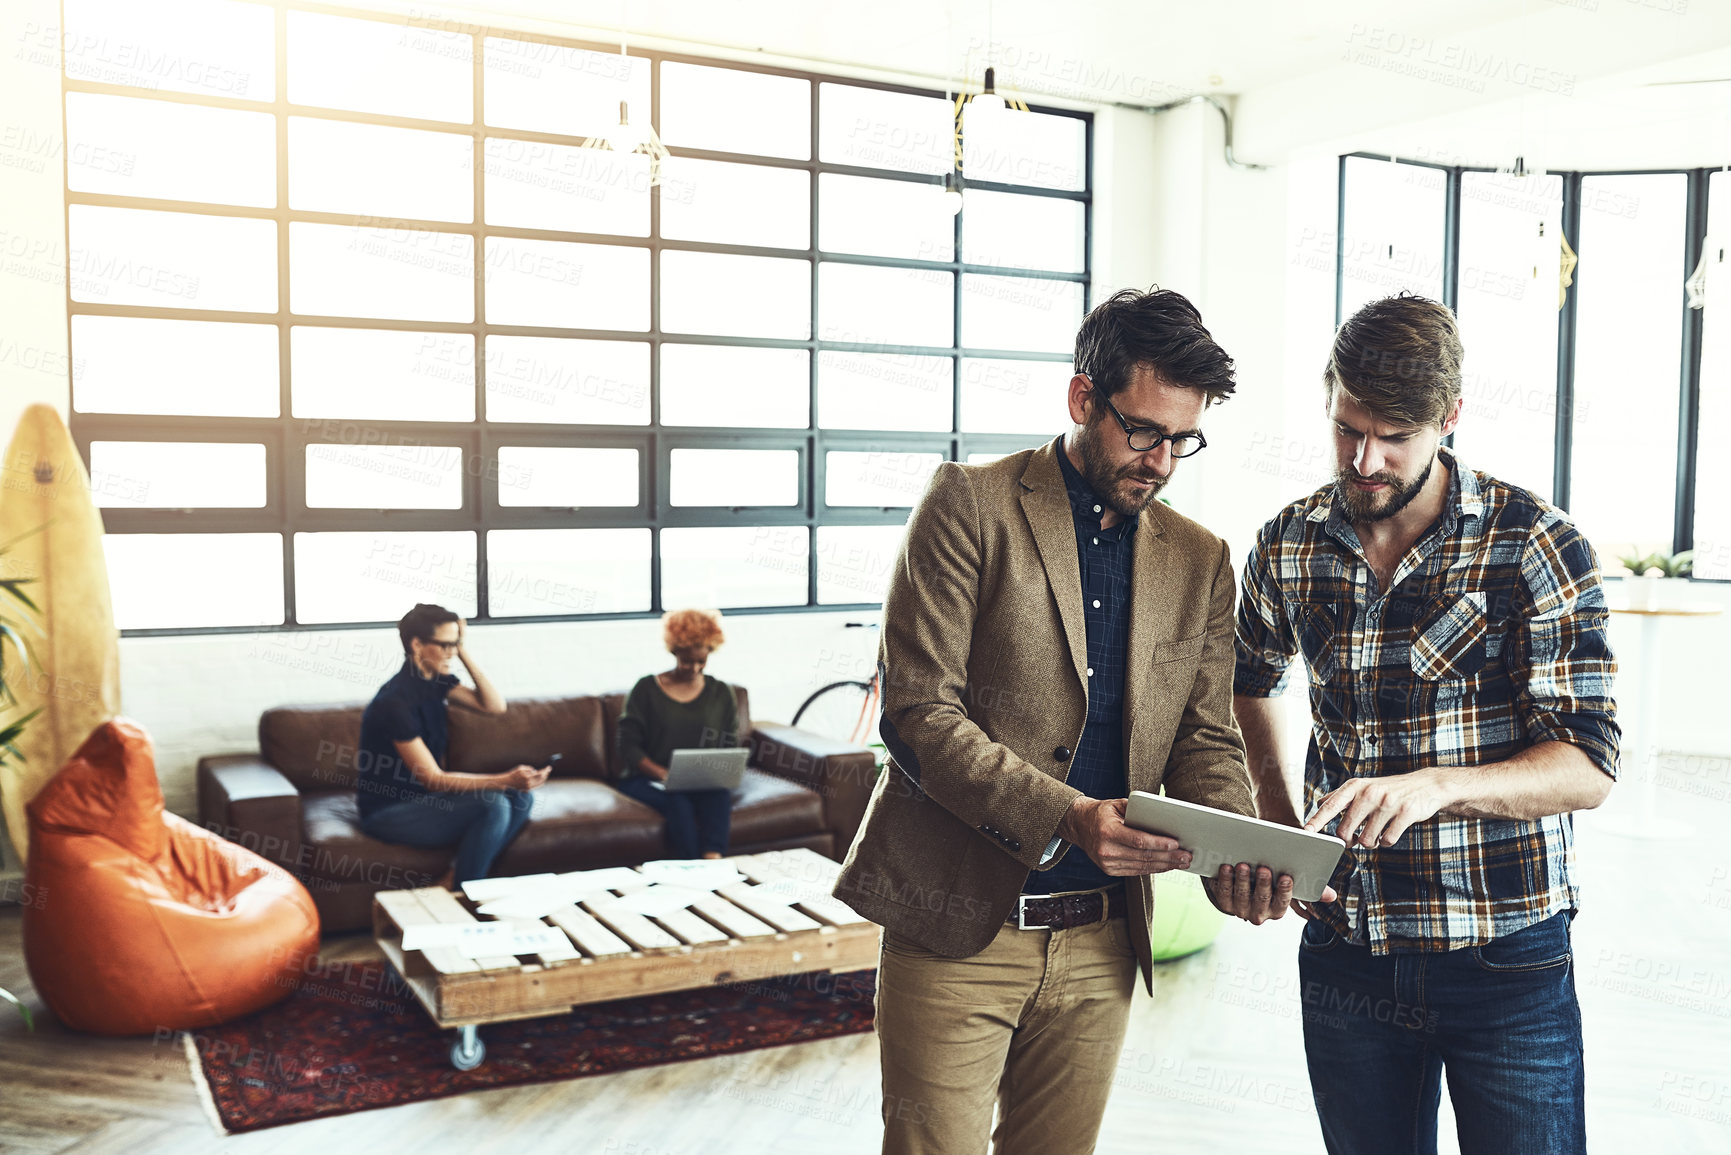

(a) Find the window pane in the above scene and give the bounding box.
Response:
[961,275,1083,353]
[295,531,477,624]
[70,206,276,311]
[289,118,472,223]
[819,84,951,176]
[107,534,282,629]
[483,139,650,235]
[660,158,809,249]
[660,64,809,160]
[819,174,953,261]
[291,328,475,421]
[63,0,273,101]
[66,94,274,207]
[484,239,648,330]
[819,264,953,348]
[824,451,942,507]
[1451,171,1563,501]
[495,447,638,508]
[660,526,806,609]
[669,449,799,507]
[488,528,650,616]
[817,523,907,604]
[660,251,810,338]
[959,357,1069,434]
[1568,173,1685,562]
[484,337,650,425]
[304,444,464,509]
[1696,171,1731,580]
[1339,156,1446,319]
[818,351,952,431]
[661,345,809,428]
[72,317,278,417]
[290,222,473,322]
[483,39,648,138]
[962,109,1085,192]
[288,11,471,123]
[89,442,265,509]
[963,190,1084,273]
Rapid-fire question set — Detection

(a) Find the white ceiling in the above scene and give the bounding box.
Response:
[368,0,1731,167]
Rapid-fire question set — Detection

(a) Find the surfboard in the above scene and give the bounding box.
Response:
[0,403,122,862]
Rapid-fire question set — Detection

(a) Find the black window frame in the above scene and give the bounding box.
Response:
[1336,152,1714,576]
[62,0,1093,636]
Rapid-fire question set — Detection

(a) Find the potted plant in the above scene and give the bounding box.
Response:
[0,528,41,1030]
[1616,548,1694,610]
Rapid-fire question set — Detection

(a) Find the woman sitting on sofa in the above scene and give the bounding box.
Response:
[616,609,740,860]
[356,603,549,886]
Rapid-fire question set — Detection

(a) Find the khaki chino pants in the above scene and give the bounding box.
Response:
[874,913,1138,1155]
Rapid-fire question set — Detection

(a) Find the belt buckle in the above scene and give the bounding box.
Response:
[1016,893,1039,930]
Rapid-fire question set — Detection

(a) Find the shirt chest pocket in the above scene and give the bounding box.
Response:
[1410,592,1490,680]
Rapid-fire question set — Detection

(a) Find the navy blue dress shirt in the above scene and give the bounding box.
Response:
[1022,440,1137,896]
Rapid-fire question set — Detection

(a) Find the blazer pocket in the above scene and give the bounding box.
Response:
[1154,632,1207,664]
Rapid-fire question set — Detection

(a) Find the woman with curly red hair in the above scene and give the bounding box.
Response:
[615,608,740,859]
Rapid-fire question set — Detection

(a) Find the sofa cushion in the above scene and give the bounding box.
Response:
[726,767,824,850]
[447,696,608,780]
[261,704,366,795]
[495,780,665,875]
[300,791,449,890]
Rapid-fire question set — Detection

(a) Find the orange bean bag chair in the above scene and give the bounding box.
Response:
[22,718,320,1034]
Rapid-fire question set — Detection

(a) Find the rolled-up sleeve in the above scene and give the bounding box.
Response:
[1514,514,1620,778]
[1233,525,1297,699]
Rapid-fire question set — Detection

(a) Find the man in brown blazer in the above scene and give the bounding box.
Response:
[834,288,1324,1155]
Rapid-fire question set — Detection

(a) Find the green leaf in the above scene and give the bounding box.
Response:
[0,986,33,1031]
[0,521,49,555]
[0,579,39,615]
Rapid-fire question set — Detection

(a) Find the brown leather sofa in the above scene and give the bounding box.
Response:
[197,686,876,934]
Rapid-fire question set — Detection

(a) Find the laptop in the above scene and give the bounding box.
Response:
[660,747,749,792]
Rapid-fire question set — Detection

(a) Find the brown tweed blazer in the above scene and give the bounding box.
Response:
[832,437,1256,992]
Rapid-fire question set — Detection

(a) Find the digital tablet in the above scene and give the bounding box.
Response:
[1123,791,1346,902]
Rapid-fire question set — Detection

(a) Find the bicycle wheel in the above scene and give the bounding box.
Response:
[791,679,880,747]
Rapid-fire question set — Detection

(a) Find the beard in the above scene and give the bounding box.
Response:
[1333,454,1434,522]
[1075,417,1170,520]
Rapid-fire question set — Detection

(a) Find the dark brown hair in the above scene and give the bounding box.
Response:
[397,603,459,658]
[1073,287,1236,405]
[1325,294,1463,427]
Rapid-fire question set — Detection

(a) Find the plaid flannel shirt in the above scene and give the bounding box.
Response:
[1233,448,1619,954]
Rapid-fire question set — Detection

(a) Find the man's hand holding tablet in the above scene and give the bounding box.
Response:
[1121,791,1342,925]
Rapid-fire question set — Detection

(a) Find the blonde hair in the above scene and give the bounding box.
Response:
[663,608,725,652]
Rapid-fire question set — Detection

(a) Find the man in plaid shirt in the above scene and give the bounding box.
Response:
[1233,295,1618,1155]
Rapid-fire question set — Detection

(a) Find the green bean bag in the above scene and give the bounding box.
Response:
[1148,869,1224,961]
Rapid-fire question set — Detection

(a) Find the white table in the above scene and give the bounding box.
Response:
[1603,600,1724,839]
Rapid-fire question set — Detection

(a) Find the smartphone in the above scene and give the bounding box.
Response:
[544,752,562,775]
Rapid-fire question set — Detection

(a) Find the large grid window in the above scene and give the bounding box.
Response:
[1337,156,1710,576]
[65,0,1091,633]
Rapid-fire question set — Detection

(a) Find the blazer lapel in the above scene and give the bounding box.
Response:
[1018,444,1089,688]
[1124,501,1172,794]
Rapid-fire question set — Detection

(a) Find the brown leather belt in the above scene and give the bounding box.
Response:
[1008,886,1127,930]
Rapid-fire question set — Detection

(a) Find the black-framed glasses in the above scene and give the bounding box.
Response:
[1092,384,1207,457]
[421,639,460,652]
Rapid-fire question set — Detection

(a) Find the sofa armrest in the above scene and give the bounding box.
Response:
[197,754,305,872]
[748,723,878,861]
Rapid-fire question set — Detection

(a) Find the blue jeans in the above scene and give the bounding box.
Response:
[1298,912,1586,1155]
[360,789,533,885]
[616,776,732,858]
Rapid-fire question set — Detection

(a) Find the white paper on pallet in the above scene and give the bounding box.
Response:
[459,873,557,902]
[401,921,569,957]
[602,884,713,917]
[637,859,747,889]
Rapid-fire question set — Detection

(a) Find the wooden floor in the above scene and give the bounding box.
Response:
[3,750,1730,1154]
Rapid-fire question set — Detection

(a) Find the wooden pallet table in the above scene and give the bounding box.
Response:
[372,848,879,1069]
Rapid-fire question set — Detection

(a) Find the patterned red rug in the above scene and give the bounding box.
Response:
[183,960,878,1133]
